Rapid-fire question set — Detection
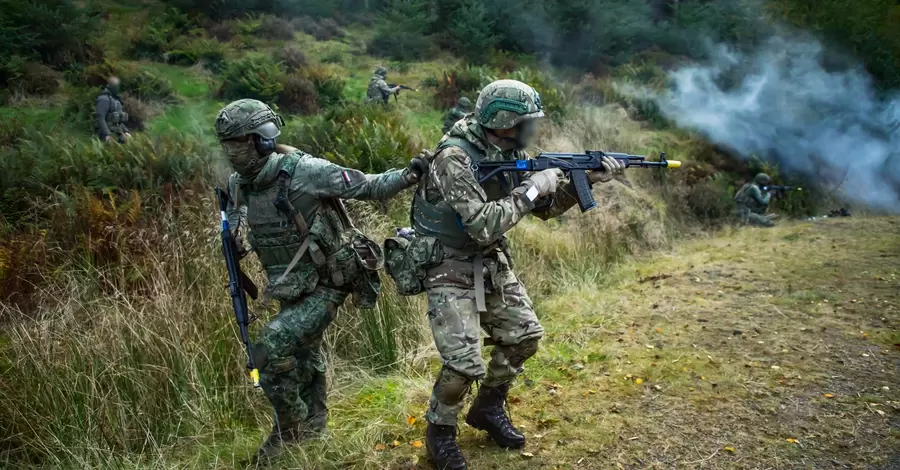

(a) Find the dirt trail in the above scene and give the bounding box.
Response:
[451,217,900,469]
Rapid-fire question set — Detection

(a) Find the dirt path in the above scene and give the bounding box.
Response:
[446,217,900,469]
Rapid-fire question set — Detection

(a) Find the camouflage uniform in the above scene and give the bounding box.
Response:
[365,66,398,105]
[441,97,472,134]
[414,82,583,426]
[734,173,775,227]
[217,99,424,461]
[94,86,129,143]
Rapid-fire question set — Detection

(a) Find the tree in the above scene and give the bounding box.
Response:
[447,0,498,63]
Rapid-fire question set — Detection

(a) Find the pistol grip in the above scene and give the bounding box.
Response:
[571,170,596,212]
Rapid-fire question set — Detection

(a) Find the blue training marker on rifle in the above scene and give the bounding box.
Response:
[516,160,528,169]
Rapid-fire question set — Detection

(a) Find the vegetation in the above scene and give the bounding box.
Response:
[0,0,897,468]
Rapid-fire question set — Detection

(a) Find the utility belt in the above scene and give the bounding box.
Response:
[107,110,128,125]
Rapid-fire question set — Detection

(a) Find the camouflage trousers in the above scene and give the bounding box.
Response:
[253,284,349,431]
[423,253,543,426]
[737,208,776,227]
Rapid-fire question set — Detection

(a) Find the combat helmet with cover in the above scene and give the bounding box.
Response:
[474,79,544,130]
[216,99,285,143]
[374,66,388,78]
[754,173,772,186]
[458,96,471,110]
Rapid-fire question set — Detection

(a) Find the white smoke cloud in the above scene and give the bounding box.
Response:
[648,35,900,211]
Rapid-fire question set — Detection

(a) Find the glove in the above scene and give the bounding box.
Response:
[402,149,431,185]
[525,168,565,198]
[588,156,626,184]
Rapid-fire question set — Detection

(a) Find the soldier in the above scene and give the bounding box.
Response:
[216,99,428,463]
[411,80,624,470]
[734,173,778,227]
[441,97,472,134]
[94,76,131,143]
[365,66,401,105]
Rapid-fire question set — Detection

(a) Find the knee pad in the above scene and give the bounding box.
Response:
[504,338,540,368]
[432,367,474,405]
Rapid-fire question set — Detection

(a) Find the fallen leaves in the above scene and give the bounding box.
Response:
[411,440,423,448]
[724,446,735,453]
[374,443,387,451]
[786,438,799,444]
[406,416,416,426]
[823,393,834,398]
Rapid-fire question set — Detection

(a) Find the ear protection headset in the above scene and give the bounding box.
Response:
[253,134,277,156]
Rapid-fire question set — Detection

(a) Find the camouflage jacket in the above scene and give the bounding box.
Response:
[226,149,408,301]
[734,182,771,214]
[94,87,128,138]
[366,76,394,104]
[413,116,580,254]
[441,107,468,134]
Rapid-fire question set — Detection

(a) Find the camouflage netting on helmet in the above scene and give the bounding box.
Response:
[474,79,544,130]
[216,99,285,141]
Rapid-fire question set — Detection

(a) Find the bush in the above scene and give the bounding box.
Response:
[281,103,423,174]
[303,65,346,108]
[128,8,194,62]
[277,45,308,72]
[127,70,176,102]
[430,67,485,109]
[120,93,156,131]
[62,86,100,131]
[278,74,319,115]
[291,15,317,35]
[167,37,227,72]
[257,14,295,40]
[686,172,736,223]
[5,59,63,96]
[218,55,286,103]
[444,0,498,63]
[369,0,435,61]
[0,0,102,71]
[312,18,345,41]
[205,20,235,41]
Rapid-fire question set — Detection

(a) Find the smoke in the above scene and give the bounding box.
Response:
[647,35,900,211]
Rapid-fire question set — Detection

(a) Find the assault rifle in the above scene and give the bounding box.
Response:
[763,185,802,194]
[388,83,417,102]
[474,151,681,212]
[215,188,260,388]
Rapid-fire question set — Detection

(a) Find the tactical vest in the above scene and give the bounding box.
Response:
[101,91,128,128]
[411,137,522,252]
[366,77,387,104]
[734,183,764,214]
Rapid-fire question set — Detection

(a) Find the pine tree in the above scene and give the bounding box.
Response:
[447,0,498,63]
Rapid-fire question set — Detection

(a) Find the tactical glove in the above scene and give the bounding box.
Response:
[588,156,626,184]
[525,168,565,198]
[402,149,431,185]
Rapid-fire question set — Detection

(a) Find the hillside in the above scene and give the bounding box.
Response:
[2,0,900,468]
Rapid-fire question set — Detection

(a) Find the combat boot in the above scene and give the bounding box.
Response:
[251,420,313,465]
[425,423,467,470]
[465,383,525,449]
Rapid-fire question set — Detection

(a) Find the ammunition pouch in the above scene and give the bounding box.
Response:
[383,235,443,296]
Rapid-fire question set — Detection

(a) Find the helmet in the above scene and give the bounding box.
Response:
[215,99,284,142]
[458,97,471,109]
[375,66,388,77]
[754,173,772,185]
[475,79,544,130]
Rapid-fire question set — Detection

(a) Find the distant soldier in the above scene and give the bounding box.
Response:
[365,66,401,105]
[441,97,471,134]
[734,173,778,227]
[94,77,131,143]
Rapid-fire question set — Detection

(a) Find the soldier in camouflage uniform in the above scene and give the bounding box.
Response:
[94,76,131,143]
[412,80,624,470]
[734,173,777,227]
[365,66,401,105]
[441,97,472,134]
[216,99,428,463]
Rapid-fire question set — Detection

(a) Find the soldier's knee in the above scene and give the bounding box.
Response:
[505,338,540,368]
[253,342,298,378]
[433,367,474,405]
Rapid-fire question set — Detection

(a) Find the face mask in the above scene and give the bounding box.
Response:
[222,139,266,177]
[513,120,539,149]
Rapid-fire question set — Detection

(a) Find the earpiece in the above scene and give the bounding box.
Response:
[254,135,277,156]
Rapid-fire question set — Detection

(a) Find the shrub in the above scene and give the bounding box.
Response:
[278,74,319,115]
[281,103,423,174]
[444,0,498,63]
[120,93,156,131]
[257,14,295,40]
[126,70,176,102]
[291,15,317,35]
[277,45,308,72]
[128,8,194,62]
[0,0,102,70]
[206,20,235,41]
[167,38,227,72]
[313,18,345,41]
[430,68,485,109]
[6,60,63,96]
[321,50,344,64]
[62,86,100,131]
[302,65,346,108]
[218,55,286,103]
[686,172,736,223]
[369,0,435,61]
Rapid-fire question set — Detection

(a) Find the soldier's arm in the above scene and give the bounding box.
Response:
[750,185,771,205]
[291,153,410,201]
[434,147,536,246]
[95,95,111,138]
[378,79,398,95]
[515,151,579,220]
[225,174,249,237]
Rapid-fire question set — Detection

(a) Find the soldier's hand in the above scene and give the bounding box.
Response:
[527,168,565,197]
[402,149,431,185]
[124,132,132,139]
[103,135,111,143]
[588,156,625,184]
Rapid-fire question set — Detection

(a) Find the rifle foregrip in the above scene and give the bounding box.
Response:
[571,170,596,212]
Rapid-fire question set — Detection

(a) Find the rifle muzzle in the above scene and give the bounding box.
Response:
[250,368,260,388]
[667,160,682,169]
